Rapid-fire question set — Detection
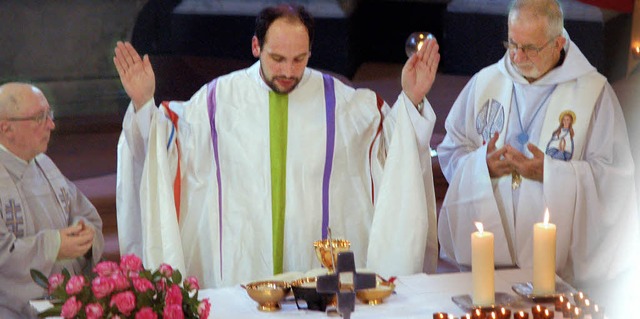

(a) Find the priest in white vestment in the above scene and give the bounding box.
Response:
[0,83,104,319]
[437,0,638,314]
[115,4,440,288]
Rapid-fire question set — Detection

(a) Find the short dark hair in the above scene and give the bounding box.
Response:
[254,4,314,50]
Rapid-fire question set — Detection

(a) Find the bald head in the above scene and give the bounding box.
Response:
[0,82,54,161]
[509,0,563,39]
[0,83,46,118]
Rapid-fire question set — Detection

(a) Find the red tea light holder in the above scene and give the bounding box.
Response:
[571,307,584,319]
[573,292,586,307]
[543,308,554,319]
[561,302,573,318]
[554,295,566,311]
[514,311,530,319]
[531,305,546,319]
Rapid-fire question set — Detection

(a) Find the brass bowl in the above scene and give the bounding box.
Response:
[356,280,395,305]
[290,277,336,311]
[313,239,350,272]
[244,280,290,311]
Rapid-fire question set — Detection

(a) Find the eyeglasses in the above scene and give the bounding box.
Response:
[3,109,54,125]
[503,37,556,58]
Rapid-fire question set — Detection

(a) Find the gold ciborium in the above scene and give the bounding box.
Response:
[313,238,350,273]
[244,280,290,312]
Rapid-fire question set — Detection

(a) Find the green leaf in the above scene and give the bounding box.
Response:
[38,305,62,318]
[30,269,49,290]
[172,270,182,284]
[62,268,71,279]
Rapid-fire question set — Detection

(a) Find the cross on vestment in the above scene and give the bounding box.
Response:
[58,187,71,212]
[4,199,24,237]
[316,251,376,319]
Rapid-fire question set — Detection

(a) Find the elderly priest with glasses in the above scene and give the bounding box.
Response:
[0,82,104,319]
[437,0,639,316]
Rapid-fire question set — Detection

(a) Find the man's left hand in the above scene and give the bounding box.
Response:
[504,143,545,182]
[401,37,440,106]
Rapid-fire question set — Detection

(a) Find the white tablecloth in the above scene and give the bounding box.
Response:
[32,268,575,319]
[200,268,570,318]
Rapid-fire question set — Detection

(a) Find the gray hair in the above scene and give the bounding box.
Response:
[509,0,564,39]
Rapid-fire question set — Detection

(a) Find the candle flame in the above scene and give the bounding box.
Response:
[594,304,599,312]
[543,208,550,224]
[474,222,484,233]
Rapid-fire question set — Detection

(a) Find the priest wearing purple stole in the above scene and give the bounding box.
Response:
[114,4,440,288]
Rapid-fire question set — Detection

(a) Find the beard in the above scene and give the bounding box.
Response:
[260,65,301,94]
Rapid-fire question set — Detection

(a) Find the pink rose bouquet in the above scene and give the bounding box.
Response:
[31,254,211,319]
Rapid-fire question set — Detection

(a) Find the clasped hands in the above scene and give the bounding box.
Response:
[486,132,544,182]
[58,220,95,260]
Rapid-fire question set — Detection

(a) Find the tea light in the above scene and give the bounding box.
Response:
[561,302,573,318]
[543,308,554,319]
[572,292,586,307]
[472,222,495,306]
[582,299,591,313]
[633,45,640,60]
[554,295,566,311]
[532,305,546,318]
[591,304,604,319]
[472,308,485,319]
[464,314,473,319]
[498,307,511,319]
[514,311,530,319]
[571,307,583,319]
[433,312,449,319]
[533,209,556,295]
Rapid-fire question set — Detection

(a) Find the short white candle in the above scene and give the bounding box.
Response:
[472,222,495,306]
[533,209,556,295]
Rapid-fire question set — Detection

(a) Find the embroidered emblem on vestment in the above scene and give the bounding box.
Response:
[476,98,505,144]
[545,110,576,161]
[3,199,25,237]
[58,187,71,213]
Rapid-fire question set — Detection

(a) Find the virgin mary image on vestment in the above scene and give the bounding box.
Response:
[546,110,576,161]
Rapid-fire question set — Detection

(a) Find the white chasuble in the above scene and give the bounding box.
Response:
[118,62,437,288]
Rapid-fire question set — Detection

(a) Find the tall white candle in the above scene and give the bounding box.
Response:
[533,209,556,295]
[472,222,495,306]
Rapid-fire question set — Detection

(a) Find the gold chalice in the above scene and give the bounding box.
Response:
[244,280,290,311]
[313,238,350,273]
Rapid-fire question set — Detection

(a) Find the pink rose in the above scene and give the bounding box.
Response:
[48,273,65,294]
[197,299,212,318]
[110,291,136,316]
[85,302,104,319]
[132,277,155,293]
[65,275,86,295]
[165,284,183,305]
[111,271,130,291]
[93,260,121,277]
[162,304,184,319]
[135,307,158,319]
[91,276,115,299]
[159,263,173,277]
[120,254,143,276]
[183,276,200,292]
[60,296,82,319]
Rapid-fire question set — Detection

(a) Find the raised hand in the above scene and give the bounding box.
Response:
[401,37,440,106]
[57,223,95,260]
[486,132,511,178]
[113,41,156,110]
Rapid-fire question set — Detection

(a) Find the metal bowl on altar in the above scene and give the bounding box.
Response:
[290,277,336,311]
[244,280,290,312]
[356,279,395,305]
[313,239,350,272]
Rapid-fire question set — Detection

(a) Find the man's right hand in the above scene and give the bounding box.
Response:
[57,223,94,260]
[486,132,511,178]
[113,41,156,111]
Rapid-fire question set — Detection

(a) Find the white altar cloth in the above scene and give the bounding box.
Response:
[31,268,577,319]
